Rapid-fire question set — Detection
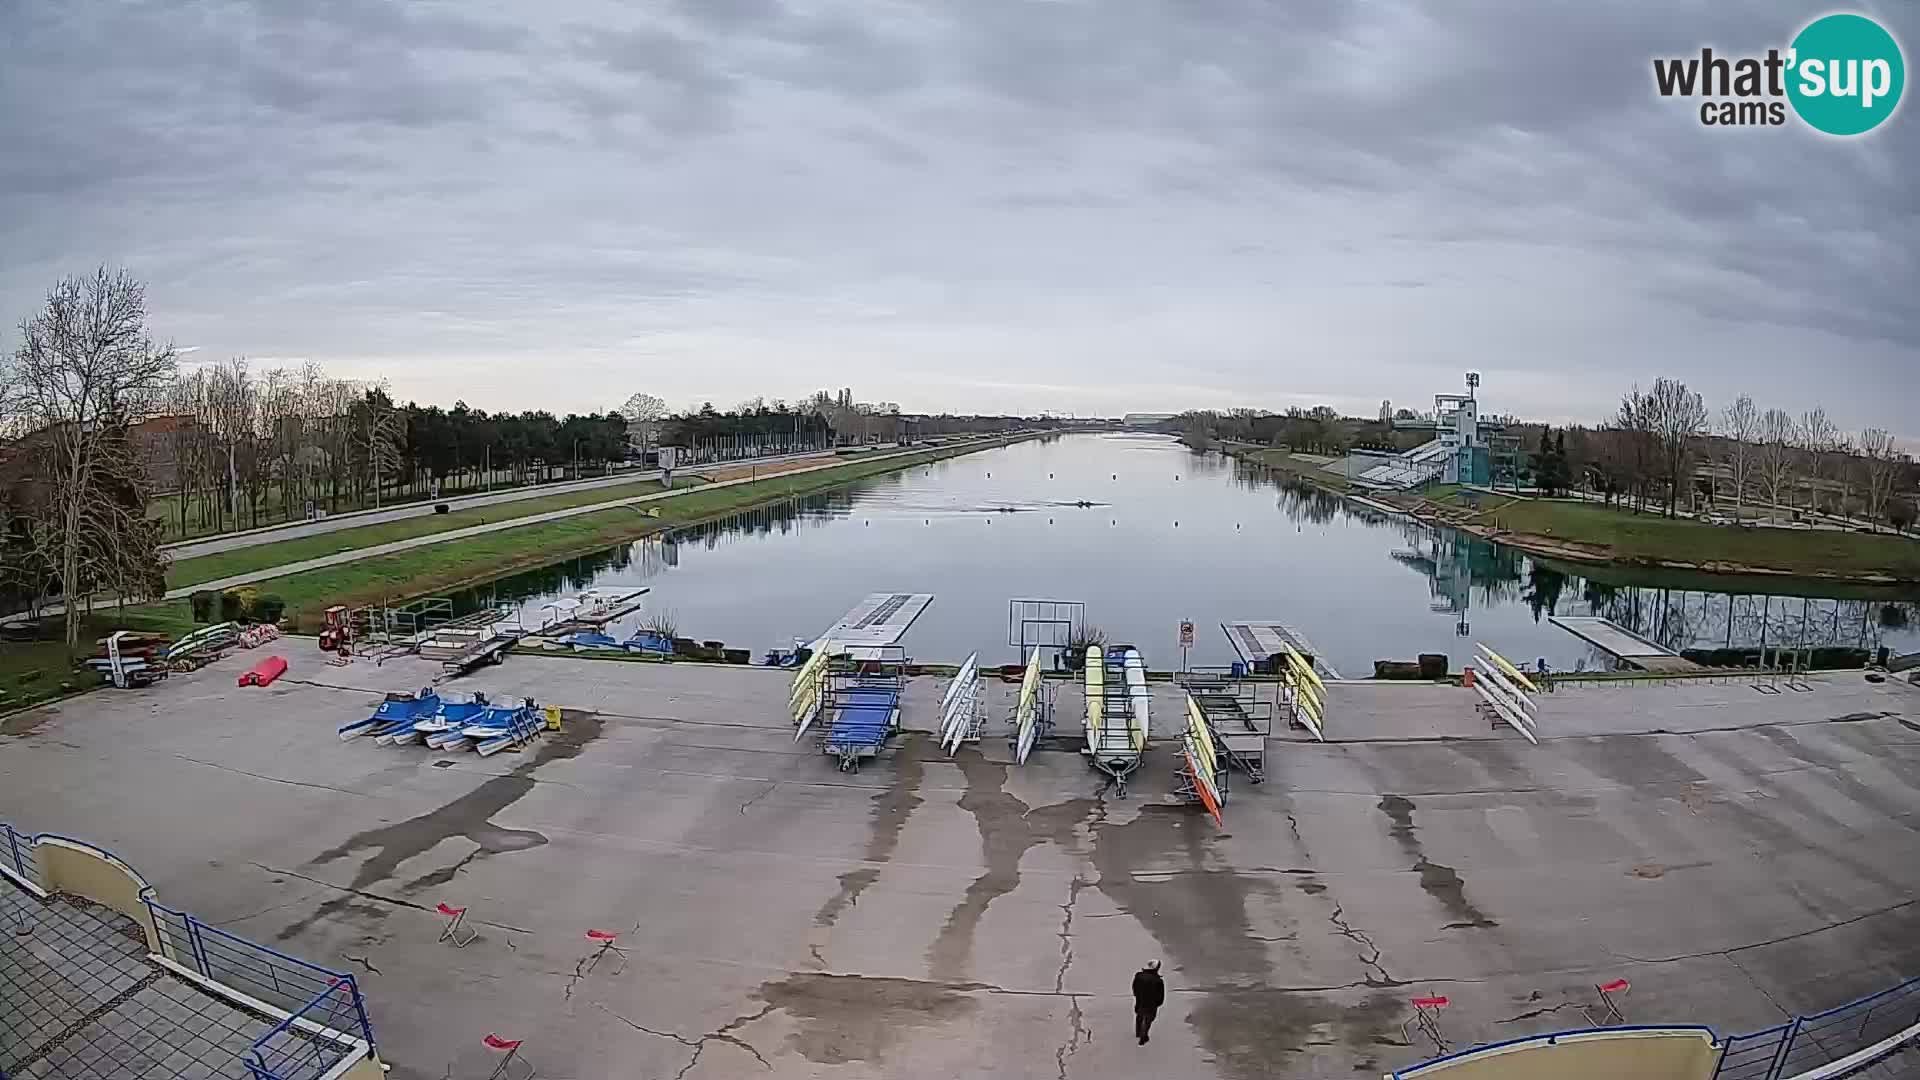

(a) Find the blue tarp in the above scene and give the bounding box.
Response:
[826,688,897,748]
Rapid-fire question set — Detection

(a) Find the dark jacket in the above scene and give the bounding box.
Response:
[1132,968,1165,1010]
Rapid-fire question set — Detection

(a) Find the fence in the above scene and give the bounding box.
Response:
[247,978,375,1080]
[1,820,375,1080]
[1390,976,1919,1079]
[1714,977,1920,1080]
[0,822,36,889]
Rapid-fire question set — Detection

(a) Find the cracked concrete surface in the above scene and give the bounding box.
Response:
[3,652,1918,1077]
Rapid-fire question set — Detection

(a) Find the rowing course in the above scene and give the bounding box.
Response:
[1,655,1915,1078]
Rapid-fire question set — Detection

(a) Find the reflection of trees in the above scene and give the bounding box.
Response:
[1582,589,1892,654]
[1524,565,1566,622]
[1272,482,1342,524]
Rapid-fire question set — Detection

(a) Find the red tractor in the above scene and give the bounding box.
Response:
[317,605,355,656]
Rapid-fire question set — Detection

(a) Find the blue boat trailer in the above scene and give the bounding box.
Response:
[818,649,906,772]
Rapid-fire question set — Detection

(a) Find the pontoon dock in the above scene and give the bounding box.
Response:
[1549,616,1704,674]
[1222,620,1344,679]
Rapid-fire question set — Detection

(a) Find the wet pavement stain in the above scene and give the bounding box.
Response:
[925,750,1093,982]
[1378,796,1499,930]
[754,972,978,1065]
[1189,988,1407,1080]
[276,712,604,940]
[1092,802,1282,985]
[812,736,934,930]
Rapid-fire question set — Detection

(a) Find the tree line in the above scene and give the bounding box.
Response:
[0,268,1043,638]
[1175,378,1915,531]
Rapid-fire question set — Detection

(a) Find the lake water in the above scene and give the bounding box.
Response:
[452,433,1918,674]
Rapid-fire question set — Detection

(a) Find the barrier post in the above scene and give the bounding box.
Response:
[6,825,20,877]
[1765,1016,1804,1079]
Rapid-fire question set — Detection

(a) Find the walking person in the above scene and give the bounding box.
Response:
[1132,960,1165,1044]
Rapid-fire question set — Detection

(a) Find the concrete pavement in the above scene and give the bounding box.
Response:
[2,652,1915,1079]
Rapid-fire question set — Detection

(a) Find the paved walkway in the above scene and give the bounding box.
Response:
[3,439,1009,621]
[160,448,838,560]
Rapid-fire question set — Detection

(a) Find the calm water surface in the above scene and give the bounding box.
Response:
[453,434,1918,673]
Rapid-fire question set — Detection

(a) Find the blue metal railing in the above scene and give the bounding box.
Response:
[1738,976,1920,1079]
[1389,976,1919,1080]
[0,822,37,886]
[0,820,376,1080]
[246,978,373,1080]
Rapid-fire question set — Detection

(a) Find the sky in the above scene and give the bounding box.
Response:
[0,1,1914,438]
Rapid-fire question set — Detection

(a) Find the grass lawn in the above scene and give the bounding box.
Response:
[1483,498,1920,579]
[148,469,618,542]
[165,477,688,588]
[0,603,196,717]
[1237,447,1353,491]
[147,438,1018,631]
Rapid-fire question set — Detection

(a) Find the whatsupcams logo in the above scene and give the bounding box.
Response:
[1653,13,1905,134]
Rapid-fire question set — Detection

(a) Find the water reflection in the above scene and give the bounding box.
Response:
[451,435,1917,671]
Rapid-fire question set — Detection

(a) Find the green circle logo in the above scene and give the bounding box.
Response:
[1787,13,1905,135]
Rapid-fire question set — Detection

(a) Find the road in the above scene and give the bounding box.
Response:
[161,448,839,561]
[3,655,1915,1078]
[3,440,1008,622]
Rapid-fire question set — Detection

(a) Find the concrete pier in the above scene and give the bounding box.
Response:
[2,650,1916,1079]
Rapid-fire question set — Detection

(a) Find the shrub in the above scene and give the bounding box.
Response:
[219,590,248,623]
[254,594,287,625]
[190,590,218,623]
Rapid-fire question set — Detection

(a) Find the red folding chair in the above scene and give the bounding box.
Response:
[1405,995,1451,1053]
[583,929,626,975]
[484,1034,534,1080]
[1591,978,1629,1025]
[437,903,476,948]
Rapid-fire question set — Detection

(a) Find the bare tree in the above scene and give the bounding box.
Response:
[1718,394,1759,520]
[1,268,177,648]
[352,384,405,507]
[1794,407,1843,516]
[1857,427,1901,527]
[1614,386,1660,511]
[621,391,668,453]
[1646,377,1707,516]
[1756,407,1799,523]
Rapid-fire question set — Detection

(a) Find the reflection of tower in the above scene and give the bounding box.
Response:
[1388,522,1471,636]
[1431,529,1473,636]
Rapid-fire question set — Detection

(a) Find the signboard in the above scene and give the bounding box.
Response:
[656,445,678,488]
[1179,620,1194,648]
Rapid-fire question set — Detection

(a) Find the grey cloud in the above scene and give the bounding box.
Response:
[0,0,1912,430]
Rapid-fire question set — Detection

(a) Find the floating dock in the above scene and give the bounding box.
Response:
[1221,621,1344,680]
[817,593,934,650]
[1549,616,1703,674]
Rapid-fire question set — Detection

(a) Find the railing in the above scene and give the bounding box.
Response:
[1389,976,1919,1080]
[1716,977,1920,1080]
[0,820,375,1080]
[246,978,373,1080]
[0,822,35,888]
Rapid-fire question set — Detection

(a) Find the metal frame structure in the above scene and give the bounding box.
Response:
[1010,646,1055,764]
[939,653,984,754]
[1177,670,1272,782]
[1084,645,1148,794]
[1008,598,1085,668]
[817,646,906,772]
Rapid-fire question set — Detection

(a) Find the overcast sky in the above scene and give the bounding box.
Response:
[1,1,1914,436]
